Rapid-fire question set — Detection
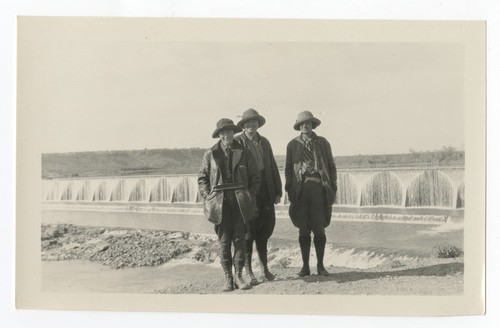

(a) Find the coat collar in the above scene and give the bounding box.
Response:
[211,140,243,151]
[241,131,261,142]
[294,132,318,145]
[211,140,244,172]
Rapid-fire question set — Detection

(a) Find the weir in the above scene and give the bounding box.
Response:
[43,166,464,209]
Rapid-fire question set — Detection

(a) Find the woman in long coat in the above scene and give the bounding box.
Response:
[285,111,337,277]
[198,118,261,291]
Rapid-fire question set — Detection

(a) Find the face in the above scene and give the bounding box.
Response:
[243,119,260,133]
[219,129,234,146]
[299,121,313,135]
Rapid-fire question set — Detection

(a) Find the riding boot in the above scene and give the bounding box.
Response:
[314,234,329,276]
[298,235,311,277]
[245,240,259,286]
[234,266,251,290]
[256,239,275,281]
[221,261,234,292]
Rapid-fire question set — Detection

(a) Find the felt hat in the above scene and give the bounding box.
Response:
[237,108,266,128]
[293,111,321,131]
[212,118,243,138]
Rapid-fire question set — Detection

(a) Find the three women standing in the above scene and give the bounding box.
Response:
[198,110,336,291]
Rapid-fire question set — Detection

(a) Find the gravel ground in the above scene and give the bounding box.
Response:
[42,224,220,269]
[41,223,464,295]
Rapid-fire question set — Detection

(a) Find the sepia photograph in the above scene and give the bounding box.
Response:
[15,17,485,315]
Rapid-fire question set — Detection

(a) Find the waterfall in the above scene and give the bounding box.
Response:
[94,181,108,201]
[171,176,201,203]
[337,172,358,205]
[405,170,454,208]
[279,172,288,205]
[61,182,72,201]
[76,181,92,201]
[150,177,173,203]
[360,171,403,206]
[110,179,126,202]
[42,167,464,209]
[456,181,465,208]
[129,178,147,202]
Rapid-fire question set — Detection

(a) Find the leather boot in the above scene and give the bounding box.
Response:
[256,239,275,281]
[221,262,234,292]
[245,240,259,286]
[234,266,251,290]
[298,235,311,277]
[314,234,329,276]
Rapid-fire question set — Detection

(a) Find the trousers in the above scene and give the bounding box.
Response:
[214,190,246,269]
[295,180,327,237]
[245,174,276,242]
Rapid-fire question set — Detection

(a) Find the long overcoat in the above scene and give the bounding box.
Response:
[284,133,337,228]
[235,132,282,202]
[198,141,261,225]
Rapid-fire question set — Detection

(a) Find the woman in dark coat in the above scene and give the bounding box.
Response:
[285,111,337,277]
[198,118,261,291]
[235,108,282,284]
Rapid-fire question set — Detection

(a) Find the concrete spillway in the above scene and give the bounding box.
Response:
[42,167,464,209]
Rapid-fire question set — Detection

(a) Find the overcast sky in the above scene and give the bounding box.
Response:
[23,22,465,156]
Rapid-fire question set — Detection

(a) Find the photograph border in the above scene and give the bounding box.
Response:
[16,17,485,315]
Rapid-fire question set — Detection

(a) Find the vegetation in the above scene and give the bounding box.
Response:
[42,146,464,179]
[333,146,464,169]
[432,244,463,259]
[42,148,207,178]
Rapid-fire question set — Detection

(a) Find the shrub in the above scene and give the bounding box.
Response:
[432,244,463,258]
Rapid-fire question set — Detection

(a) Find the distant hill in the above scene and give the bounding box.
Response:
[42,148,207,179]
[42,147,464,179]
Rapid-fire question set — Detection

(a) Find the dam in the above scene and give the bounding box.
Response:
[42,166,464,224]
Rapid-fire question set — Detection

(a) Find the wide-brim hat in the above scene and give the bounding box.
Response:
[212,118,243,138]
[237,108,266,128]
[293,111,321,131]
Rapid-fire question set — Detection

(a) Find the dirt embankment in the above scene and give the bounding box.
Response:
[42,224,220,269]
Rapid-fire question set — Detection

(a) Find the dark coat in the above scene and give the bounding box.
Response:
[235,132,283,202]
[284,133,337,227]
[198,141,261,225]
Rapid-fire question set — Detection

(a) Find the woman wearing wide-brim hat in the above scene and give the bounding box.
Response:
[198,118,261,292]
[235,108,282,285]
[284,111,337,277]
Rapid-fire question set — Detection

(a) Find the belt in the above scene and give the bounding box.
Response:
[304,176,321,184]
[212,182,245,192]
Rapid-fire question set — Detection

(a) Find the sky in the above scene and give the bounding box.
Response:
[21,20,465,156]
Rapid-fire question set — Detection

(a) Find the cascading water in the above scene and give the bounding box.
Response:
[129,179,147,202]
[150,177,173,203]
[110,179,126,202]
[456,182,465,208]
[76,181,92,201]
[337,172,358,205]
[94,181,108,201]
[171,177,200,203]
[360,171,403,206]
[405,170,454,208]
[61,182,72,201]
[265,244,421,269]
[43,167,464,210]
